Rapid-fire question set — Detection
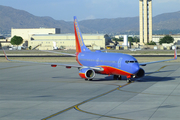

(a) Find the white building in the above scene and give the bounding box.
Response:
[29,34,111,50]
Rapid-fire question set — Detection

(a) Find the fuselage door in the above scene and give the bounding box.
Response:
[118,58,122,68]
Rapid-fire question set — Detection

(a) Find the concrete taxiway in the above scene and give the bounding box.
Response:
[0,62,180,120]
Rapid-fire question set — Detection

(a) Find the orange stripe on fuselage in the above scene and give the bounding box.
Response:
[97,66,133,77]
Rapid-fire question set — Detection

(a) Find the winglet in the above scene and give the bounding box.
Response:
[174,46,177,60]
[2,48,10,61]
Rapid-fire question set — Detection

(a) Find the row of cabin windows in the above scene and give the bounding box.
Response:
[80,59,117,63]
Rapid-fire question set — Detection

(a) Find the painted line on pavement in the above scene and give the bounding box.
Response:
[42,83,132,120]
[74,105,132,120]
[42,65,168,120]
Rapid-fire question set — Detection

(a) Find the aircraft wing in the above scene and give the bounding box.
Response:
[41,50,76,56]
[2,49,104,71]
[139,48,177,66]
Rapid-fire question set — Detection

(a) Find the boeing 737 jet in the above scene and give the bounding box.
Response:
[3,16,177,83]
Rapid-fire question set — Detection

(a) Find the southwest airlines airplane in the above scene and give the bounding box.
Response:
[3,16,177,83]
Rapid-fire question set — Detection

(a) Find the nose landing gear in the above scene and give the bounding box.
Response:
[127,78,132,83]
[127,75,132,83]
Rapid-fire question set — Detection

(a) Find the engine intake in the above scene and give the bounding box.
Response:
[136,68,145,78]
[79,68,95,80]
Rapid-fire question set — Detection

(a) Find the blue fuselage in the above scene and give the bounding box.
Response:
[77,51,140,76]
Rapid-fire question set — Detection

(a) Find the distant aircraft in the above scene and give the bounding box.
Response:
[3,16,177,83]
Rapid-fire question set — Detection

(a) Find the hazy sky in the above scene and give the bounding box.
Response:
[1,0,180,21]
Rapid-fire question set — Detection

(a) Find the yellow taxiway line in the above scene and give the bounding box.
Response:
[42,83,131,120]
[42,65,168,120]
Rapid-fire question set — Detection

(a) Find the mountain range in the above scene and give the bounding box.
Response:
[0,5,180,36]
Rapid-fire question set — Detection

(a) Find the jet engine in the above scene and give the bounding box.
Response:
[79,68,95,80]
[135,68,145,78]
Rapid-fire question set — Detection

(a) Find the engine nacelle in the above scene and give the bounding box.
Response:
[79,68,95,80]
[135,68,145,78]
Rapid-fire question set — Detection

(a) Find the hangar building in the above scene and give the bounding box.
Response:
[30,34,111,50]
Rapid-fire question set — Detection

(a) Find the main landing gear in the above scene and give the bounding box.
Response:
[85,79,93,81]
[113,75,122,80]
[114,75,132,83]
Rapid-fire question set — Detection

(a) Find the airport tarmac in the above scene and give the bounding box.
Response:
[0,62,180,120]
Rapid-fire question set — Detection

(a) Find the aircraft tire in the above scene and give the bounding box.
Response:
[127,79,131,83]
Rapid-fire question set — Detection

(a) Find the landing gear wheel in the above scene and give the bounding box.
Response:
[85,79,92,81]
[127,79,131,83]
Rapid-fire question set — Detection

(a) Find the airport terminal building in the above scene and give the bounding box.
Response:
[11,28,111,50]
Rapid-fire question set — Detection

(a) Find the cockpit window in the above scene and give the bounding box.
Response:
[125,60,138,63]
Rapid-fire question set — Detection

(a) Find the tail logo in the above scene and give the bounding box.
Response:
[74,19,83,47]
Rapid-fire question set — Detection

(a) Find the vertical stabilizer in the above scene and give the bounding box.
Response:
[74,16,90,53]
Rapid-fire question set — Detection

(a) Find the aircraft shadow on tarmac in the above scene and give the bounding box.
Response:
[52,75,127,82]
[51,70,179,82]
[93,71,180,82]
[92,75,128,82]
[139,69,179,82]
[137,75,180,82]
[145,70,175,75]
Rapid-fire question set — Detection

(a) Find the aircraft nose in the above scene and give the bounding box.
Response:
[132,64,140,74]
